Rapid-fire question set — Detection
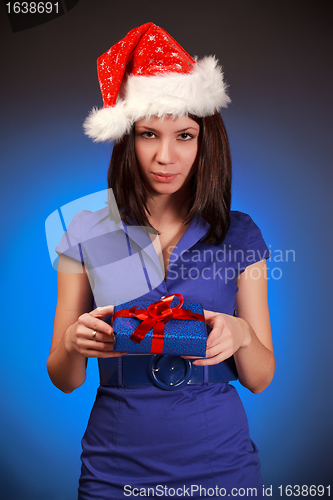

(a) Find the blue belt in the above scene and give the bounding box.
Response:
[98,355,238,391]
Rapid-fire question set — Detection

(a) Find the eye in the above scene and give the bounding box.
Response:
[178,133,194,141]
[141,131,156,139]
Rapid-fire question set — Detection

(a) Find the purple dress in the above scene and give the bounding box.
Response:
[56,208,270,499]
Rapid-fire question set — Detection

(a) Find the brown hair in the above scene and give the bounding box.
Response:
[107,111,232,244]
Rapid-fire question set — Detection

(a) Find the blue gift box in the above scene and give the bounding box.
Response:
[112,297,207,356]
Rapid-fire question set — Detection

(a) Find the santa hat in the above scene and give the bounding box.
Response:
[83,22,230,142]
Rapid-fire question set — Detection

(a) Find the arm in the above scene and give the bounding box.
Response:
[194,259,275,393]
[233,258,275,392]
[47,255,122,394]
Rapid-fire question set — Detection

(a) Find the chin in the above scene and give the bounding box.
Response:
[153,184,184,196]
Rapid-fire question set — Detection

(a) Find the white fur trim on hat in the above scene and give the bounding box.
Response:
[83,56,230,143]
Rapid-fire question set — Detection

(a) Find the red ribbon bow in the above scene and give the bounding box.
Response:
[112,293,205,354]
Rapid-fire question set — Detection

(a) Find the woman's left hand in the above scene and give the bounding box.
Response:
[191,310,252,366]
[187,260,275,391]
[182,261,275,390]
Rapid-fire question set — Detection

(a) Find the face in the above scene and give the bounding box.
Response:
[134,115,200,197]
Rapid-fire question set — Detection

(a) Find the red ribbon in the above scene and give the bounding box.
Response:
[112,293,205,354]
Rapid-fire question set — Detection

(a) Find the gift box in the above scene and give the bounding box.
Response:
[112,294,207,356]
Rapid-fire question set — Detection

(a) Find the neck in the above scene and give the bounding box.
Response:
[146,192,190,228]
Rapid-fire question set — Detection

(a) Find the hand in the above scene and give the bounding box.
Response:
[65,305,126,358]
[192,310,252,366]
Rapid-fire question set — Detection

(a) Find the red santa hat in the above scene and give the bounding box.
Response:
[83,22,230,142]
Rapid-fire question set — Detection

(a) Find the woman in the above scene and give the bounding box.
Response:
[47,22,275,499]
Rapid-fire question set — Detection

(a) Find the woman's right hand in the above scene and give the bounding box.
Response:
[65,305,126,358]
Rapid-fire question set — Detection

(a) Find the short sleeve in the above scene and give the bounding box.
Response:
[239,213,270,272]
[55,210,87,263]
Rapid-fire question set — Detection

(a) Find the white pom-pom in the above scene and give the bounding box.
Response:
[83,101,131,142]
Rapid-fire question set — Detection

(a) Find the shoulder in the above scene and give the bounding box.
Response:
[229,211,265,243]
[55,207,119,261]
[71,206,110,226]
[230,210,258,230]
[229,210,270,263]
[65,206,118,237]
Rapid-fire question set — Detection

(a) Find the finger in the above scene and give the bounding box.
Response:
[81,350,126,359]
[193,352,230,366]
[90,305,114,319]
[206,325,225,348]
[77,314,113,336]
[205,344,234,359]
[181,355,205,359]
[93,332,115,343]
[203,309,217,324]
[76,324,114,340]
[78,338,116,352]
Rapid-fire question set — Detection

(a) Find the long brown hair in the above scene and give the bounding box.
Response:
[107,112,232,244]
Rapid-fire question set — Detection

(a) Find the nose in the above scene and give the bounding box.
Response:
[155,138,175,165]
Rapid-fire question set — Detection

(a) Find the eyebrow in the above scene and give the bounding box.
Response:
[135,126,199,133]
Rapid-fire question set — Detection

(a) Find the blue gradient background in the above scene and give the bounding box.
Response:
[0,1,332,499]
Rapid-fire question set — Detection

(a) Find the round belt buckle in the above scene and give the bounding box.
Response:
[149,355,192,391]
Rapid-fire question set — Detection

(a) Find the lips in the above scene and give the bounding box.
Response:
[151,172,179,183]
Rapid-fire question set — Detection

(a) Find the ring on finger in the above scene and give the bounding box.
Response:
[91,330,97,340]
